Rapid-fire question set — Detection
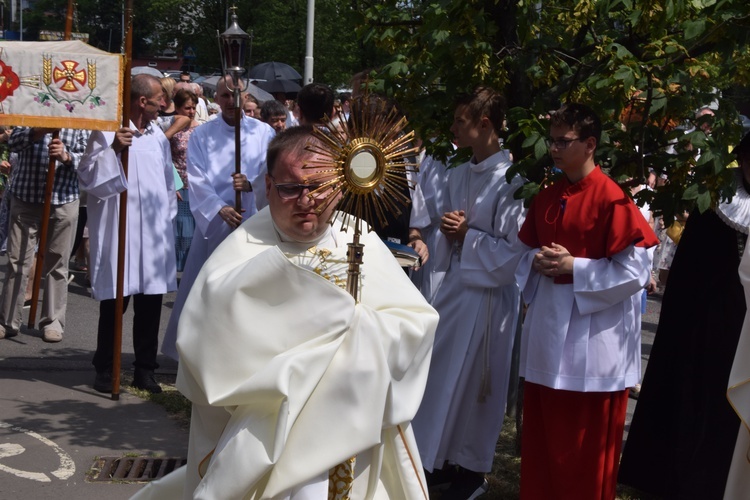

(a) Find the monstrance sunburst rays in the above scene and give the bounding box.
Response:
[301,96,420,234]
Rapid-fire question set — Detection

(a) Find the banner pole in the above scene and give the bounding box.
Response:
[111,0,134,401]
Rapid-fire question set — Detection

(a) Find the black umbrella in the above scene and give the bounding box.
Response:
[255,79,302,95]
[248,61,302,81]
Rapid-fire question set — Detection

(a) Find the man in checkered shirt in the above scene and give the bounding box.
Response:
[0,127,89,343]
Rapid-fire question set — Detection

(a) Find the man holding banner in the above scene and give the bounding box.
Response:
[0,127,88,342]
[78,74,177,394]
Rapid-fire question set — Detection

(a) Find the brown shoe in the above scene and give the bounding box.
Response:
[42,329,63,343]
[0,324,17,339]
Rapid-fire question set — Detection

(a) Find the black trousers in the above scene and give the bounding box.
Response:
[92,294,163,373]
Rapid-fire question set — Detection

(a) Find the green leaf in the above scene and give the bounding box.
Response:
[628,9,643,26]
[648,95,667,114]
[613,66,635,88]
[610,43,634,59]
[534,138,548,159]
[432,30,450,43]
[384,61,409,77]
[514,182,540,201]
[696,149,715,166]
[696,190,712,212]
[683,20,706,40]
[682,184,701,200]
[522,132,541,148]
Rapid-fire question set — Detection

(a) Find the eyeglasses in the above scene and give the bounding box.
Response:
[547,137,584,150]
[270,176,326,200]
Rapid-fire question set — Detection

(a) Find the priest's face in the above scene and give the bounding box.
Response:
[215,77,244,125]
[266,151,339,242]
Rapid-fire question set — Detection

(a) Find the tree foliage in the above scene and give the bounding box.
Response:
[20,0,375,88]
[363,0,750,222]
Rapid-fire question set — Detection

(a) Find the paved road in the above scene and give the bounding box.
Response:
[0,258,186,500]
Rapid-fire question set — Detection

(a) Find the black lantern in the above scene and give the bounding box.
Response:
[218,7,250,86]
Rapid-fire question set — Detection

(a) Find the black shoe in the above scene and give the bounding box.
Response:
[132,370,162,394]
[93,371,112,393]
[426,465,458,491]
[440,467,488,500]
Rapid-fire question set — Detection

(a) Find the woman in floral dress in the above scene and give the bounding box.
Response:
[165,89,200,272]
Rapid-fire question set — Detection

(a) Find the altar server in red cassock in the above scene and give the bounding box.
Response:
[514,103,658,500]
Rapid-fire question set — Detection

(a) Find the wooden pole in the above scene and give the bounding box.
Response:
[111,0,134,401]
[26,131,59,329]
[27,0,75,328]
[64,0,74,37]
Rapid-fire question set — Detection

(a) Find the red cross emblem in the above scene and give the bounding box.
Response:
[53,60,87,92]
[0,60,20,101]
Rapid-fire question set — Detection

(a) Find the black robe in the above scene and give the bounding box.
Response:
[618,208,746,499]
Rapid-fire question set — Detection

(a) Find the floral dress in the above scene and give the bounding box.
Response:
[171,126,196,272]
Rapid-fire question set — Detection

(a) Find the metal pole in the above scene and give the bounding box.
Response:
[233,85,242,212]
[303,0,314,84]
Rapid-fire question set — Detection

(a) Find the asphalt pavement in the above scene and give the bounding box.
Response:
[0,260,186,500]
[0,255,663,499]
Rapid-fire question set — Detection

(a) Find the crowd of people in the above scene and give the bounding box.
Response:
[0,68,748,500]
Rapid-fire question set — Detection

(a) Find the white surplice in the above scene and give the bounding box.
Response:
[724,240,750,499]
[161,115,274,360]
[77,123,177,300]
[409,153,451,304]
[412,150,526,473]
[515,243,651,393]
[133,208,438,499]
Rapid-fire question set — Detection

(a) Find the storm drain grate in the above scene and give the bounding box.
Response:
[91,456,187,482]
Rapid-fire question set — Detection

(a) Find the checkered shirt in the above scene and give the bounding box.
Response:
[8,127,90,205]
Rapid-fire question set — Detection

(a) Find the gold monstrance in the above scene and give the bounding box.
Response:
[303,96,420,301]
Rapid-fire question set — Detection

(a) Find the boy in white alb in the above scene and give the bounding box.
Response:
[412,86,526,498]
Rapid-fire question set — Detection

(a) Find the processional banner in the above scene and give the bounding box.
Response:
[0,40,122,131]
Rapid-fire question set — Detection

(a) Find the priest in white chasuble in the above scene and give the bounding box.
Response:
[132,125,438,500]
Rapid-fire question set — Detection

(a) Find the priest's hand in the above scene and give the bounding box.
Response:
[440,210,468,244]
[112,128,133,155]
[218,205,243,229]
[535,242,574,277]
[231,172,251,192]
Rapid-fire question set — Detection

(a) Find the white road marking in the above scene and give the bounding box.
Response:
[0,421,76,482]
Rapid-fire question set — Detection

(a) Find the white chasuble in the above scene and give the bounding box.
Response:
[132,209,437,500]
